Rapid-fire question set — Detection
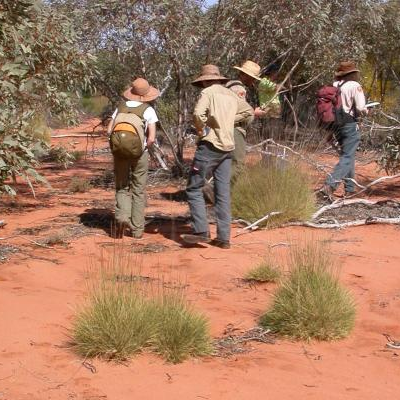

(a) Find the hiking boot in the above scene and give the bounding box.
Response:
[202,183,215,205]
[210,239,231,249]
[181,232,211,245]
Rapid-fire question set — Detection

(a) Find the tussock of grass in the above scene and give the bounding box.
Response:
[245,261,281,283]
[153,294,212,363]
[232,162,315,227]
[81,95,109,117]
[71,247,211,363]
[69,177,91,193]
[260,241,355,341]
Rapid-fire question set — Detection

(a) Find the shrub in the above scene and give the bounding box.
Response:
[153,294,212,363]
[245,260,281,283]
[378,130,400,173]
[71,150,85,162]
[260,241,355,341]
[69,177,91,193]
[40,145,75,169]
[232,161,315,227]
[71,246,211,363]
[81,95,110,117]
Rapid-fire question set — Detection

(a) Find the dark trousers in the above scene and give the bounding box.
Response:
[186,141,232,243]
[326,122,360,193]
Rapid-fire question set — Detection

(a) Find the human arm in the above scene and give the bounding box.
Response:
[193,91,210,135]
[146,122,156,147]
[235,98,254,125]
[107,108,118,134]
[354,84,368,115]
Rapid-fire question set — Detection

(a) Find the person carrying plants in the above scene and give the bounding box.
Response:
[182,64,251,249]
[107,77,159,239]
[318,61,368,200]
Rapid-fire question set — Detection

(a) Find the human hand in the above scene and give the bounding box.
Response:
[147,137,155,148]
[254,107,267,118]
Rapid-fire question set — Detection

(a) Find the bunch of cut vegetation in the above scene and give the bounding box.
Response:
[245,256,281,283]
[71,246,211,363]
[260,240,355,341]
[68,177,91,193]
[40,145,74,169]
[232,161,315,227]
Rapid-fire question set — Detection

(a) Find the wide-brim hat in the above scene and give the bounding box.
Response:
[233,60,261,81]
[123,77,160,102]
[192,64,229,87]
[335,61,360,78]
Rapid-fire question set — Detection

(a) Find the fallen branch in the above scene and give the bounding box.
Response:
[285,217,400,229]
[345,173,400,198]
[312,199,378,220]
[234,211,282,237]
[51,134,102,138]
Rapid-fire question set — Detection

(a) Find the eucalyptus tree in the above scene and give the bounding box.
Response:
[0,0,95,194]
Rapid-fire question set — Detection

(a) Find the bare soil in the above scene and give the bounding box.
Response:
[0,119,399,399]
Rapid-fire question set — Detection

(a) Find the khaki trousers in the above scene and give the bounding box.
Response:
[231,128,246,186]
[113,150,148,235]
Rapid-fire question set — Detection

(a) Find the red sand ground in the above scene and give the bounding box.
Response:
[0,122,399,399]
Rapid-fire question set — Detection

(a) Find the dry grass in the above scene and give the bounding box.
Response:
[260,241,356,341]
[71,245,211,363]
[245,259,281,283]
[232,161,315,227]
[68,177,91,193]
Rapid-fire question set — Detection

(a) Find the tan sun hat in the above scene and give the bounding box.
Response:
[192,64,229,87]
[233,60,261,81]
[123,78,160,102]
[334,61,360,78]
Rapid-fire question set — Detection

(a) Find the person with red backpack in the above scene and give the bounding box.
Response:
[107,77,159,239]
[317,61,368,200]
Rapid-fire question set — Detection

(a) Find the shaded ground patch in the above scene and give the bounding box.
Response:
[318,200,400,223]
[214,325,276,358]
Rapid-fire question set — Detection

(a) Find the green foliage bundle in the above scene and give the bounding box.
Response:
[68,177,91,193]
[378,130,400,174]
[0,0,95,195]
[245,260,281,283]
[72,247,211,363]
[232,161,315,227]
[261,241,356,341]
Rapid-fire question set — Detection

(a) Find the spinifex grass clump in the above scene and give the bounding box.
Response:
[232,161,315,227]
[153,294,212,363]
[260,241,355,341]
[245,259,281,283]
[71,245,211,363]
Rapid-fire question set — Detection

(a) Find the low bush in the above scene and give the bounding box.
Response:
[71,246,211,363]
[232,161,315,227]
[81,95,110,117]
[260,241,355,341]
[40,145,74,169]
[245,259,281,283]
[69,177,91,193]
[153,294,211,363]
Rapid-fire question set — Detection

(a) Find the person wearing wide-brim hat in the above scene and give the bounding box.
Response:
[107,77,160,239]
[322,61,368,200]
[182,64,253,249]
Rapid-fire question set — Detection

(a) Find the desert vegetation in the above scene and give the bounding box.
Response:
[261,241,356,341]
[72,246,211,363]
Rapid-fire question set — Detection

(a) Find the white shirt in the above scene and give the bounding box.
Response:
[333,80,366,117]
[111,100,158,131]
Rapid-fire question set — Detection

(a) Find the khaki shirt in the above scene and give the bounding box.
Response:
[194,84,254,151]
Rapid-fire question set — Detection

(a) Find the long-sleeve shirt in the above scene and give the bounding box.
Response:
[333,80,366,117]
[193,83,253,151]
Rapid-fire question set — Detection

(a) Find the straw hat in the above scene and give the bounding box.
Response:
[334,61,360,78]
[233,60,261,81]
[192,64,229,87]
[123,78,160,102]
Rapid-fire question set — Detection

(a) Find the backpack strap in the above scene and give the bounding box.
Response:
[337,82,357,120]
[117,102,150,119]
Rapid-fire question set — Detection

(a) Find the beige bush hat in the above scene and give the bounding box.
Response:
[334,61,360,78]
[192,64,229,87]
[233,60,261,81]
[123,77,160,102]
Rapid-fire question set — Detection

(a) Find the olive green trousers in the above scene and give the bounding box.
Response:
[231,128,246,186]
[113,150,148,235]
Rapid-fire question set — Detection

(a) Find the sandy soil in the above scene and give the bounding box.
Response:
[0,121,400,399]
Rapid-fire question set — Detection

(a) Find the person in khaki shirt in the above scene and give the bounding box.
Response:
[182,64,252,249]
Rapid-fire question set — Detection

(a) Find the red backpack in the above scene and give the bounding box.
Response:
[316,82,354,129]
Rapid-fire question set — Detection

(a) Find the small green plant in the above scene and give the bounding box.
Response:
[69,177,91,193]
[81,95,110,117]
[40,145,75,169]
[71,150,85,162]
[232,162,315,227]
[71,245,211,363]
[153,294,212,363]
[260,241,355,341]
[245,260,281,283]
